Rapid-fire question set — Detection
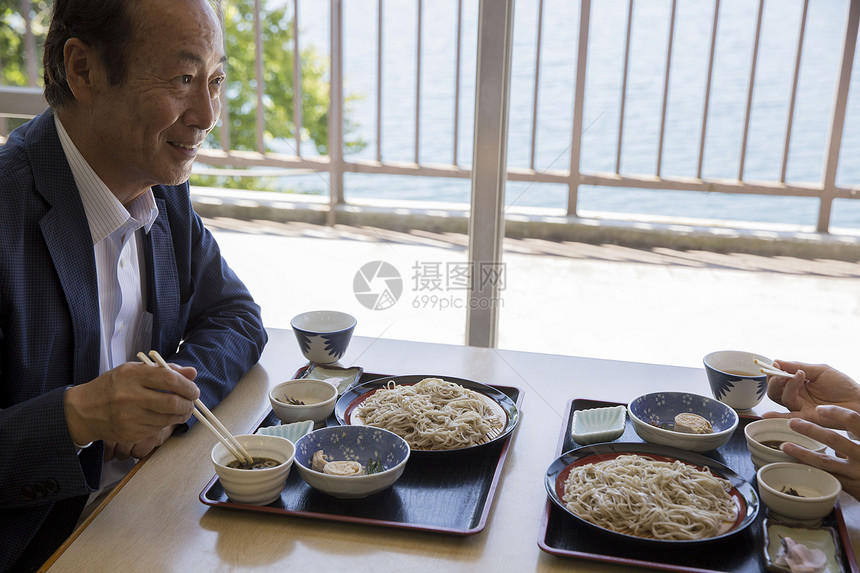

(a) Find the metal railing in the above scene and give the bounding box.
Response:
[3,0,860,234]
[194,0,860,234]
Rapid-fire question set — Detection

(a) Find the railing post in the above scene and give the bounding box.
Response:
[465,0,514,348]
[328,0,345,225]
[567,0,590,217]
[817,0,859,234]
[293,0,303,156]
[254,0,265,153]
[21,0,38,87]
[219,5,231,151]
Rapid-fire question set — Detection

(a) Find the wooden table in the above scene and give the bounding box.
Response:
[43,330,860,572]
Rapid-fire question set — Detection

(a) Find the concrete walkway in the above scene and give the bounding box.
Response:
[204,217,860,380]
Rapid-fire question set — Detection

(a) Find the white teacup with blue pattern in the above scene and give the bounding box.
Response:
[703,350,769,410]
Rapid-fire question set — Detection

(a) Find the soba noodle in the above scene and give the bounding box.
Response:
[353,378,503,450]
[562,454,737,541]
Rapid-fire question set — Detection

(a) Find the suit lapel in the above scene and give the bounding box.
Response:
[145,197,180,351]
[30,112,101,386]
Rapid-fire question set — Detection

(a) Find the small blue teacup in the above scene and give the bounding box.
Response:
[703,350,769,411]
[291,310,356,364]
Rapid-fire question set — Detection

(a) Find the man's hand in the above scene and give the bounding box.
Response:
[104,425,177,461]
[64,361,199,447]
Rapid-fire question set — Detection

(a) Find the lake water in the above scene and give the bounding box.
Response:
[264,0,860,229]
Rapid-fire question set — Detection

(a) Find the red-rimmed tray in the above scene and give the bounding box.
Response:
[199,371,523,535]
[538,398,859,572]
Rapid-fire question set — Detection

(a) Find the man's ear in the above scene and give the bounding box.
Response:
[63,38,101,105]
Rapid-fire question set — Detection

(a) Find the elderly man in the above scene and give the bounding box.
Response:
[0,0,267,570]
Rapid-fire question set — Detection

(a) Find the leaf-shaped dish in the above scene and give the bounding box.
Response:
[570,405,626,445]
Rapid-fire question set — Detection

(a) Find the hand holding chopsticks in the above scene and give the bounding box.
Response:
[137,351,253,465]
[754,358,796,378]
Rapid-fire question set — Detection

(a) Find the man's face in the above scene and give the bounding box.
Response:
[87,0,225,201]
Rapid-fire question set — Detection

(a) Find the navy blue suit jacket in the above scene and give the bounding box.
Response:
[0,111,268,571]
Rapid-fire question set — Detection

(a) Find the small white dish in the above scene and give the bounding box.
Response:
[762,519,843,573]
[269,379,338,426]
[211,434,295,505]
[256,420,314,443]
[744,418,827,469]
[570,405,626,445]
[757,462,841,526]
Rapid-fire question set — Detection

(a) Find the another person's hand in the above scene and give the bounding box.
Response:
[778,405,860,500]
[763,360,860,425]
[63,361,199,448]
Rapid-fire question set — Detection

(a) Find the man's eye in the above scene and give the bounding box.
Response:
[212,76,225,86]
[180,75,193,85]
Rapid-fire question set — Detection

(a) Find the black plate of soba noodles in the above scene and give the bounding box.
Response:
[333,375,519,452]
[544,442,759,545]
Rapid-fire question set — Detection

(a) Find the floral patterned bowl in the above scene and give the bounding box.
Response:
[294,425,410,498]
[628,392,738,452]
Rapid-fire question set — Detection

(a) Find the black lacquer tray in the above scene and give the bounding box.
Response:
[538,398,858,572]
[200,371,523,535]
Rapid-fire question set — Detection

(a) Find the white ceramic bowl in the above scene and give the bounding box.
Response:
[291,310,356,364]
[269,379,338,425]
[628,392,738,452]
[293,425,410,499]
[757,462,841,525]
[744,418,827,469]
[211,434,295,505]
[570,405,626,445]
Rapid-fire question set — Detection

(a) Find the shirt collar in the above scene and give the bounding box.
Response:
[54,114,159,245]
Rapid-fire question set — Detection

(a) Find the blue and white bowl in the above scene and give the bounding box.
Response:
[291,310,356,364]
[628,392,739,452]
[703,350,769,410]
[294,425,410,498]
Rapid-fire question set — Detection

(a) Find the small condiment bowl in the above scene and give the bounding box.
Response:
[628,391,738,452]
[211,434,295,505]
[570,405,626,445]
[293,425,410,499]
[757,462,841,526]
[269,379,338,425]
[744,418,827,469]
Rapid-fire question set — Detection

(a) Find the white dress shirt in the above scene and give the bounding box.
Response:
[54,115,159,502]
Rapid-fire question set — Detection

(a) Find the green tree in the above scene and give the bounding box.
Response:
[197,0,366,191]
[0,0,365,192]
[0,0,50,135]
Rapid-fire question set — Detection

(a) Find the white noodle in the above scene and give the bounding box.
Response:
[353,378,503,450]
[562,454,737,541]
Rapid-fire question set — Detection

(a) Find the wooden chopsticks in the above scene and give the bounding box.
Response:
[137,350,253,464]
[754,358,795,378]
